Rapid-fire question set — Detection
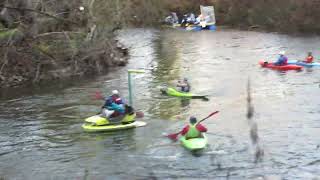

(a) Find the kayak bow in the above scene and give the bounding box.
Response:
[180,134,208,151]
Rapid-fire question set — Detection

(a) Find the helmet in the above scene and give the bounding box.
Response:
[189,116,197,124]
[112,90,119,95]
[279,51,286,55]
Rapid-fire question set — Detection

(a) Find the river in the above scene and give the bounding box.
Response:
[0,28,320,179]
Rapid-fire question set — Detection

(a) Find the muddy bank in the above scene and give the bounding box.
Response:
[0,32,129,88]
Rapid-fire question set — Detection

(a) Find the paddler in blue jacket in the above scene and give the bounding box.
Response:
[177,78,191,92]
[274,51,288,66]
[102,90,125,118]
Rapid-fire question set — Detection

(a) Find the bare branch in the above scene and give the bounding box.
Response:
[0,5,80,25]
[35,31,83,39]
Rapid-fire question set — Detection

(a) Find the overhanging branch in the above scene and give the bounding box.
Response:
[0,5,80,25]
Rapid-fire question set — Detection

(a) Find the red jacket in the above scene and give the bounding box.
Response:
[181,123,207,135]
[304,56,314,63]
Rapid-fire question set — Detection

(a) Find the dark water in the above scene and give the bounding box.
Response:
[1,29,320,179]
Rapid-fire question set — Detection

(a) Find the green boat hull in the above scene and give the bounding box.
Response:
[82,121,147,132]
[161,87,207,99]
[180,134,208,151]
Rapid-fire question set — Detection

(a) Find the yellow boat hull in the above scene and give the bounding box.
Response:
[82,121,147,132]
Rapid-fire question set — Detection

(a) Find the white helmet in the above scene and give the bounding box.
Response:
[112,90,119,95]
[79,6,85,11]
[279,51,286,55]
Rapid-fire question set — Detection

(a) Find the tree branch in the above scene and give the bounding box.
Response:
[35,31,83,39]
[0,5,80,25]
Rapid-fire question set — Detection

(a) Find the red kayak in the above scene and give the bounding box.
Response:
[259,60,303,71]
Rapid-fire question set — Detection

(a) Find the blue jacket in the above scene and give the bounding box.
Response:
[274,55,288,66]
[109,103,125,114]
[103,96,124,109]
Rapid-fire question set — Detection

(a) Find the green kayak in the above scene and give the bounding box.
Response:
[180,134,208,151]
[82,120,147,132]
[161,87,208,99]
[82,113,147,132]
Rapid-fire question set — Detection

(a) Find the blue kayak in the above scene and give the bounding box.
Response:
[186,24,216,31]
[287,60,320,67]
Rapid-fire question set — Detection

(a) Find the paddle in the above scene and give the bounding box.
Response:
[166,111,219,141]
[92,91,144,118]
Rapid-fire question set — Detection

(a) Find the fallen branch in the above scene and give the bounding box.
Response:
[35,31,83,39]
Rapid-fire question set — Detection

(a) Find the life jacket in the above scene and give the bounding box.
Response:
[111,95,123,105]
[114,97,123,104]
[306,56,313,63]
[185,124,201,139]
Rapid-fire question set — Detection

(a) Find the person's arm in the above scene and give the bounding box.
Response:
[103,97,112,108]
[284,56,288,64]
[196,123,207,132]
[181,125,190,135]
[177,82,187,88]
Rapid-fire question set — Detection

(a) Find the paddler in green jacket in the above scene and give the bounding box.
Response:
[181,116,207,139]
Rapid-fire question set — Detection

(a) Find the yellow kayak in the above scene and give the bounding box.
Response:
[82,121,147,132]
[82,113,146,132]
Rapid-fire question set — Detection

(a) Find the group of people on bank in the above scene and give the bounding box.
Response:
[165,12,213,27]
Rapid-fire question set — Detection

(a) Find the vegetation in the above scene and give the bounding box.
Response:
[0,0,129,87]
[179,0,320,33]
[161,0,320,33]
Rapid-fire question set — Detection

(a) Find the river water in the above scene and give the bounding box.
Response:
[0,29,320,180]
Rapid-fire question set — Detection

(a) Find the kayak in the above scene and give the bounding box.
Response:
[82,113,146,132]
[180,134,208,151]
[287,60,320,67]
[186,24,216,31]
[161,87,207,99]
[82,121,147,132]
[259,60,303,71]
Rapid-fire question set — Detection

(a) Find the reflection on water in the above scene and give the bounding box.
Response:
[0,28,320,179]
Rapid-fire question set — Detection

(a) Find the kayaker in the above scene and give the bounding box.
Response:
[181,116,207,139]
[274,51,288,66]
[101,90,125,118]
[177,78,191,92]
[195,14,203,25]
[303,52,314,63]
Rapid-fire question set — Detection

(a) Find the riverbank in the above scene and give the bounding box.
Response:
[165,0,320,34]
[0,0,130,89]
